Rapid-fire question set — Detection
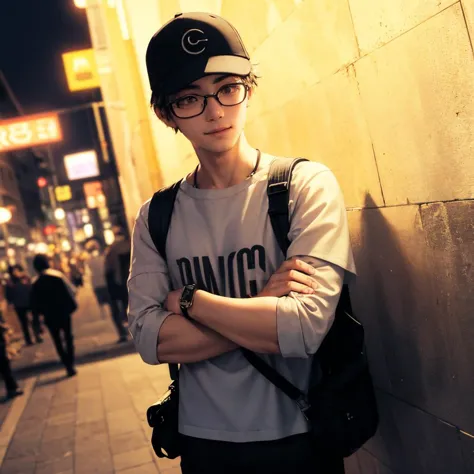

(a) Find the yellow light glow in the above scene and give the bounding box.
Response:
[0,207,12,224]
[104,229,115,245]
[61,240,72,252]
[54,208,66,220]
[62,49,100,92]
[84,223,94,238]
[74,0,87,8]
[55,185,72,202]
[35,242,49,254]
[116,0,130,40]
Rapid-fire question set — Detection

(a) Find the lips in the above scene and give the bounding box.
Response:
[205,126,231,135]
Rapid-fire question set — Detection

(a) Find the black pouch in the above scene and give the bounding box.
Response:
[147,378,180,459]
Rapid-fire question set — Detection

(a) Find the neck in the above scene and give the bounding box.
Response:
[192,135,259,189]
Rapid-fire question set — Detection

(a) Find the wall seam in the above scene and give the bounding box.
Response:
[353,1,460,61]
[459,0,474,56]
[344,0,361,59]
[346,198,474,211]
[375,385,465,433]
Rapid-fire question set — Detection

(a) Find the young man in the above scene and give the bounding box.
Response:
[30,255,78,377]
[128,12,356,474]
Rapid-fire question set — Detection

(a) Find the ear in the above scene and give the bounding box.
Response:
[246,86,253,107]
[154,105,178,130]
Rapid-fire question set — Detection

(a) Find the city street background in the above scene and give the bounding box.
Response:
[0,281,180,474]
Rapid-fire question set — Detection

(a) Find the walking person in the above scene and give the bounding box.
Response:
[0,322,23,400]
[105,228,130,343]
[69,257,84,288]
[30,255,78,377]
[128,12,357,473]
[87,240,128,340]
[6,264,43,345]
[0,296,23,400]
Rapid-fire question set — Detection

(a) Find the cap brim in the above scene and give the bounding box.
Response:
[204,55,251,75]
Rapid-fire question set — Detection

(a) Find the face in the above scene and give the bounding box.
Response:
[158,74,252,154]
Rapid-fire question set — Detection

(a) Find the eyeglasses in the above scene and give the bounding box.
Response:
[168,83,249,119]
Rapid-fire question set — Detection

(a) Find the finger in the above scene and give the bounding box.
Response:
[261,281,314,298]
[285,281,315,295]
[277,258,316,276]
[282,270,318,290]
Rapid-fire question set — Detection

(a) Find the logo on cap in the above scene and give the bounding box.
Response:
[181,29,208,55]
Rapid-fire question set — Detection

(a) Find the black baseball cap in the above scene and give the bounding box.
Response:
[146,12,251,96]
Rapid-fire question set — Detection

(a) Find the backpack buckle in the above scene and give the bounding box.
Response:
[267,182,288,195]
[296,396,311,421]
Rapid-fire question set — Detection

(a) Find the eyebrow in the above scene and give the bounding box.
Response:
[177,74,239,93]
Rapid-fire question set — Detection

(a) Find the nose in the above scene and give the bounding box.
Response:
[204,96,224,121]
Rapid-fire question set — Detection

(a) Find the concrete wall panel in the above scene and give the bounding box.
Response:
[348,0,458,54]
[461,431,474,472]
[462,0,474,45]
[348,200,474,434]
[365,391,465,474]
[250,0,359,118]
[356,449,396,474]
[221,0,297,55]
[247,66,383,208]
[356,4,474,205]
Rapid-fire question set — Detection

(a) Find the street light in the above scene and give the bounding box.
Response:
[0,207,12,224]
[73,0,87,8]
[54,208,66,220]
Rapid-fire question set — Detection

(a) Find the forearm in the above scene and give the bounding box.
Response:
[157,313,238,364]
[189,291,280,354]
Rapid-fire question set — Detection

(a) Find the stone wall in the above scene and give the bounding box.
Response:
[125,1,474,471]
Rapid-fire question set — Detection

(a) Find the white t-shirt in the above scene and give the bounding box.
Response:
[128,156,356,442]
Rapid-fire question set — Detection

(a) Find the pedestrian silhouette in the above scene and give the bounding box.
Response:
[30,254,78,377]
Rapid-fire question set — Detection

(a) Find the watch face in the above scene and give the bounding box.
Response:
[180,285,196,308]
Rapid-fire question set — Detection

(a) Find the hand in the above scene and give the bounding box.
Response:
[164,288,182,315]
[257,258,318,297]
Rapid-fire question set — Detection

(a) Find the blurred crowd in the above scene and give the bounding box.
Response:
[0,227,131,400]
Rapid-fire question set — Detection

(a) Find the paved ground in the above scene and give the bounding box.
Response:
[9,285,135,377]
[0,284,179,473]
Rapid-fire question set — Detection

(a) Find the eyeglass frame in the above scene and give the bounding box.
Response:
[167,82,250,119]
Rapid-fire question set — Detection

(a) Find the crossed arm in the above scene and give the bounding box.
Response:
[157,258,343,364]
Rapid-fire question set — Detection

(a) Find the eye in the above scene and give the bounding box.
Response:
[219,84,242,95]
[174,95,199,108]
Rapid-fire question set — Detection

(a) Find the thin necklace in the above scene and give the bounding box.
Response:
[193,149,261,189]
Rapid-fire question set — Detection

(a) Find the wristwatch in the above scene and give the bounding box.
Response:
[180,284,197,319]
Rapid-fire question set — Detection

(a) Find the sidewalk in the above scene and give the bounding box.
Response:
[0,282,179,473]
[0,353,179,473]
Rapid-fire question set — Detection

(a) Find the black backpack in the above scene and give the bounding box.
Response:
[147,157,379,457]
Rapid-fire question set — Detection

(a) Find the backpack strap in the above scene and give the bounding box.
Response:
[267,158,309,256]
[244,157,352,416]
[147,179,183,381]
[148,180,182,262]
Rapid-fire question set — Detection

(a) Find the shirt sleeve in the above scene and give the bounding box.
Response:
[127,201,173,365]
[276,256,344,358]
[276,162,356,359]
[286,163,356,275]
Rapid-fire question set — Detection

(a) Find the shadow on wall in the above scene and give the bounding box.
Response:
[345,194,470,474]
